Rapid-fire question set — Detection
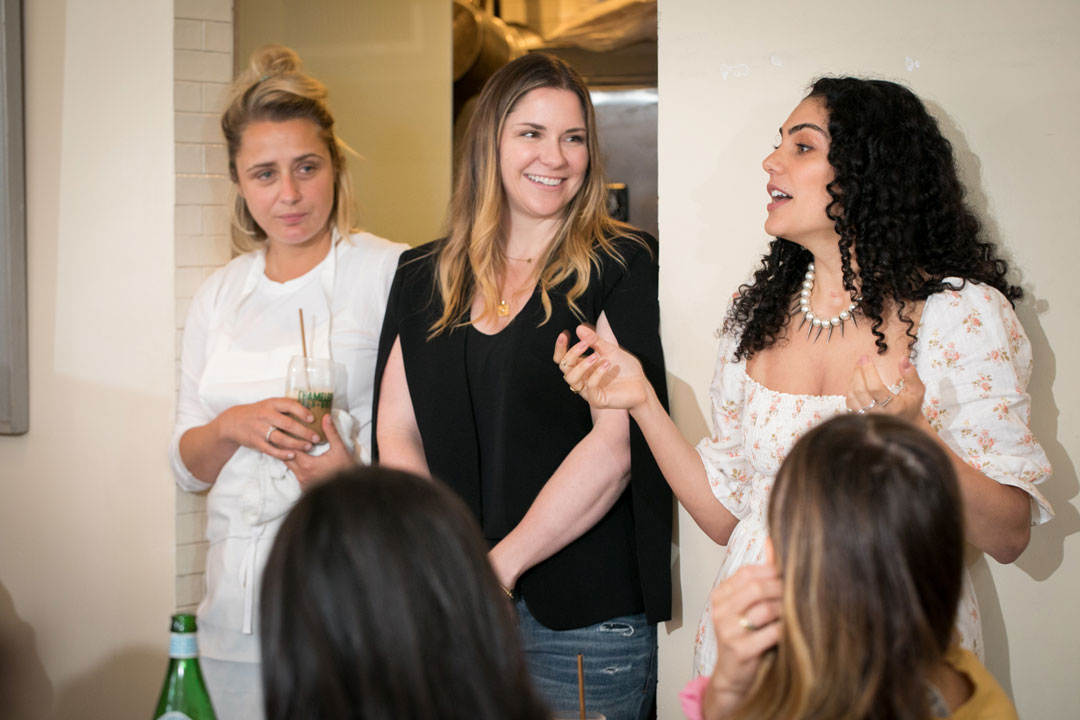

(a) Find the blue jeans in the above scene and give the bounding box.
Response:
[515,598,657,720]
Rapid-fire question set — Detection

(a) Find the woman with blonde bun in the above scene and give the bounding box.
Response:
[168,45,404,718]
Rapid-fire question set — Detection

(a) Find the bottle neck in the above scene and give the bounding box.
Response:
[169,631,199,659]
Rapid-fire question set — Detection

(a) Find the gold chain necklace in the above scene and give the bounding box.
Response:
[497,255,537,317]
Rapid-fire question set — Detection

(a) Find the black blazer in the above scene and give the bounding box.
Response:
[372,233,672,629]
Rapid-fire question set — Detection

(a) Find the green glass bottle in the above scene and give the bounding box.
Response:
[153,613,218,720]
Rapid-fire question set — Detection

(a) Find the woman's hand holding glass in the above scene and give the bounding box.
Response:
[216,397,321,462]
[283,413,354,489]
[553,325,651,411]
[845,355,926,422]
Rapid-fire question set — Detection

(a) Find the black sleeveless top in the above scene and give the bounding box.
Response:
[465,325,517,542]
[373,234,671,630]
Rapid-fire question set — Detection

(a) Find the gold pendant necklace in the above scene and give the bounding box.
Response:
[497,253,538,319]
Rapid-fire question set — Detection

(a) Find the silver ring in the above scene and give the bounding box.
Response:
[559,359,569,369]
[856,399,877,415]
[265,426,276,442]
[878,394,893,408]
[738,614,759,632]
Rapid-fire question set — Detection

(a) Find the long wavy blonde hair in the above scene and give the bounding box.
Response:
[429,53,638,335]
[732,414,964,720]
[221,45,355,255]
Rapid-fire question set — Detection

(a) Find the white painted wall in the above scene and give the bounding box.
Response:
[655,1,1080,717]
[0,0,176,716]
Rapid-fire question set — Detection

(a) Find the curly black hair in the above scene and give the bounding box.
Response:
[725,77,1022,360]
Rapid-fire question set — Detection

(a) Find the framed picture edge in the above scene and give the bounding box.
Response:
[1,0,28,435]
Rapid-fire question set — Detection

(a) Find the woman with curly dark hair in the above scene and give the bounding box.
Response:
[556,77,1053,677]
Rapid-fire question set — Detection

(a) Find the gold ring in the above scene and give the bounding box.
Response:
[570,383,584,393]
[738,614,759,632]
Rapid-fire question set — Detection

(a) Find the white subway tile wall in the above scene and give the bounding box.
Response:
[176,0,232,23]
[176,174,231,205]
[175,113,225,145]
[176,234,231,267]
[175,0,232,614]
[204,21,233,53]
[175,144,203,174]
[175,82,203,112]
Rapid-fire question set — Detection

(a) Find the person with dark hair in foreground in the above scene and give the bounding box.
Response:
[259,466,550,720]
[682,414,1018,719]
[557,77,1052,676]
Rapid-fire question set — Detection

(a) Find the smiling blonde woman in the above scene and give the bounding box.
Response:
[374,53,671,720]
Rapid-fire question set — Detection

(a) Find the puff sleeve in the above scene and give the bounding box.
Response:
[694,331,757,521]
[916,282,1054,525]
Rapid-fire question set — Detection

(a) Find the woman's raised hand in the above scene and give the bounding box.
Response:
[846,355,926,422]
[216,397,323,462]
[553,325,651,411]
[703,559,783,720]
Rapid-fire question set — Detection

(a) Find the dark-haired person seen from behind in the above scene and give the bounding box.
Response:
[374,53,670,719]
[558,77,1053,676]
[260,466,550,720]
[169,46,404,718]
[683,414,1019,719]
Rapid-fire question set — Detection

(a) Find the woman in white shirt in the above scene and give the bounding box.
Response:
[168,45,404,719]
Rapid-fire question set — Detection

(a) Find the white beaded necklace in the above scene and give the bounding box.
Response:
[795,262,860,342]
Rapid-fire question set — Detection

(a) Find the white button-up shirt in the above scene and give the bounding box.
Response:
[168,232,404,662]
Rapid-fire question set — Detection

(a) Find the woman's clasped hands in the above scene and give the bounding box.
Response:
[845,354,927,423]
[216,397,352,488]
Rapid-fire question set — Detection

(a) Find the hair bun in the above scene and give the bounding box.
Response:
[249,44,302,81]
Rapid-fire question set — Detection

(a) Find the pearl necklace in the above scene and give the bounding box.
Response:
[794,263,860,342]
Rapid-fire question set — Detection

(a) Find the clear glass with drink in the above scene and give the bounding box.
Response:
[284,356,336,444]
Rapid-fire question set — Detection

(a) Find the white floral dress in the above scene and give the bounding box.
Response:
[692,280,1054,677]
